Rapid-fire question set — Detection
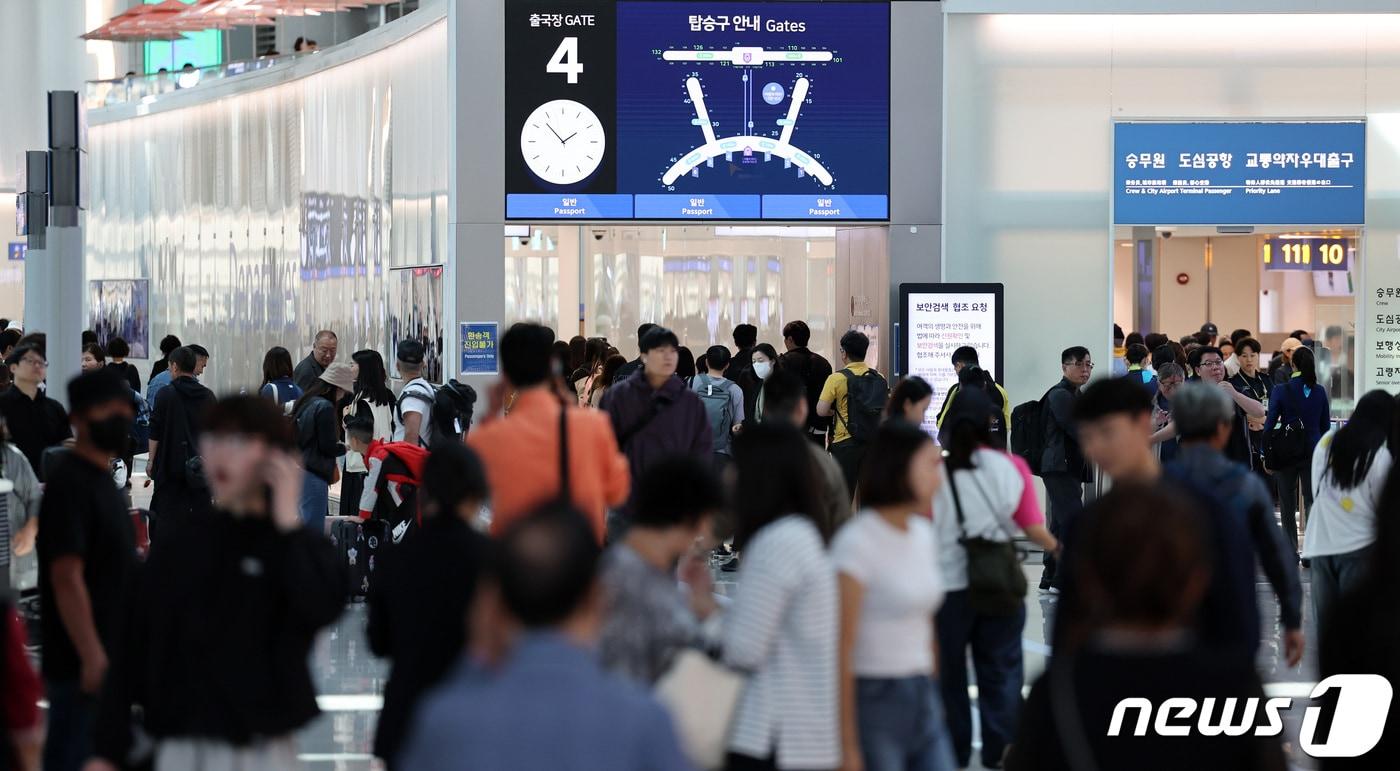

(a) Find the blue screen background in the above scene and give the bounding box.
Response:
[615,1,890,197]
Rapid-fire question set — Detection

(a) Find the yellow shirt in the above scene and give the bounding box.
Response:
[820,362,872,445]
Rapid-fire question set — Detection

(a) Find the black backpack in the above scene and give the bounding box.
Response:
[1010,390,1051,477]
[397,380,478,449]
[836,368,888,444]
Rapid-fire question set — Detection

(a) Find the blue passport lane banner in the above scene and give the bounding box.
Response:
[762,194,888,220]
[506,194,635,219]
[1113,122,1365,226]
[634,194,761,219]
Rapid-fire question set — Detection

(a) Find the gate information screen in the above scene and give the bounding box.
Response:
[505,1,890,220]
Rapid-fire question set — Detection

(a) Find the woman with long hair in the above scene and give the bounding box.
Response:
[567,335,588,374]
[724,422,838,770]
[885,376,934,425]
[677,346,697,387]
[259,346,302,409]
[834,420,956,771]
[572,338,609,401]
[292,362,355,533]
[587,354,628,408]
[1305,389,1395,633]
[739,343,780,423]
[149,334,182,384]
[341,349,396,518]
[1264,345,1331,559]
[934,391,1056,769]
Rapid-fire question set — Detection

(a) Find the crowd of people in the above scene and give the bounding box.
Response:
[0,314,1396,771]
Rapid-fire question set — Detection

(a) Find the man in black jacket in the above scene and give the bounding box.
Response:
[368,442,491,768]
[293,329,338,392]
[776,320,833,445]
[610,323,658,385]
[1040,346,1093,591]
[146,346,216,542]
[92,396,344,771]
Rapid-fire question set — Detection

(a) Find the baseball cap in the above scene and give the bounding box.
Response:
[1200,322,1219,337]
[1281,337,1304,354]
[397,339,425,365]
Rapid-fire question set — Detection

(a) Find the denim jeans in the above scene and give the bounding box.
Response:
[299,470,330,535]
[1275,461,1313,555]
[1311,544,1374,639]
[936,590,1026,768]
[855,675,957,771]
[44,679,97,771]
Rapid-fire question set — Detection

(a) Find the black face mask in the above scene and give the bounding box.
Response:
[88,414,131,454]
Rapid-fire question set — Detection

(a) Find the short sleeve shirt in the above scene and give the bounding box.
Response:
[830,513,942,677]
[393,378,434,445]
[819,362,871,445]
[37,452,134,680]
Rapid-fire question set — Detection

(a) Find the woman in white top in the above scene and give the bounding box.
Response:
[833,420,956,771]
[933,391,1057,769]
[1305,389,1394,634]
[724,423,840,771]
[341,350,396,517]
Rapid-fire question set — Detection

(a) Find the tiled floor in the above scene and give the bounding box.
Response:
[37,467,1320,769]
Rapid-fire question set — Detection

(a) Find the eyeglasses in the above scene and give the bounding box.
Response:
[20,357,46,368]
[1070,360,1094,369]
[1200,359,1224,367]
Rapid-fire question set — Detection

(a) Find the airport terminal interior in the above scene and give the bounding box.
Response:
[3,1,1400,770]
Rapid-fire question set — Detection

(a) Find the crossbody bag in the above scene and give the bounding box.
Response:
[948,466,1027,615]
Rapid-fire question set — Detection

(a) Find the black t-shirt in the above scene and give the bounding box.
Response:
[1008,645,1286,771]
[38,452,134,680]
[0,387,71,483]
[105,361,142,394]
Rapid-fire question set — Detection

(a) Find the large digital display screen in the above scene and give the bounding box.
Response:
[1113,122,1365,226]
[506,1,890,220]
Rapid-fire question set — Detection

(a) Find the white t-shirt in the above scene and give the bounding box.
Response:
[392,378,434,445]
[1304,430,1391,558]
[830,512,943,678]
[933,449,1027,592]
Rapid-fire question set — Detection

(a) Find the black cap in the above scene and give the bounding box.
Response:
[1200,322,1219,336]
[397,339,425,365]
[68,368,130,413]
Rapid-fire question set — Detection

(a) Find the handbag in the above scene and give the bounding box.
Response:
[1264,381,1310,469]
[948,467,1027,616]
[654,649,746,770]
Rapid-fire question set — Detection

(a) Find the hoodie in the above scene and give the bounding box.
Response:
[148,376,216,489]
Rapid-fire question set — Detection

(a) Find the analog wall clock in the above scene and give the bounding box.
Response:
[520,99,606,185]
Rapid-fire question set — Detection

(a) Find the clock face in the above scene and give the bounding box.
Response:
[520,99,606,185]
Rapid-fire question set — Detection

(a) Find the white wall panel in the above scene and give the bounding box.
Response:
[86,17,448,395]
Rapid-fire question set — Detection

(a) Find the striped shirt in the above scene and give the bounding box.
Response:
[724,515,840,769]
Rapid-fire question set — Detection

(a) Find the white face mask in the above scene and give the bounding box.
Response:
[754,361,772,380]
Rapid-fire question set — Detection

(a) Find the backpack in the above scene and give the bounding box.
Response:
[397,380,478,450]
[1010,390,1051,477]
[693,374,736,453]
[836,368,888,444]
[129,388,152,455]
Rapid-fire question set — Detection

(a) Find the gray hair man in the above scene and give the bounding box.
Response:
[1163,382,1303,668]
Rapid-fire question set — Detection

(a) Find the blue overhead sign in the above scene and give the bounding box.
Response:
[1113,122,1365,226]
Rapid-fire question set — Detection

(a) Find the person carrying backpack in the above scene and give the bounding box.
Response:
[817,330,888,496]
[692,345,745,469]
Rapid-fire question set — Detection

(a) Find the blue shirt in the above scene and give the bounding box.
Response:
[397,632,694,771]
[146,369,173,412]
[259,377,303,407]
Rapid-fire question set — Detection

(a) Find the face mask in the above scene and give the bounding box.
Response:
[88,414,131,454]
[753,361,772,380]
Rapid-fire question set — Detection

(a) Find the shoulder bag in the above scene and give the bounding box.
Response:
[948,466,1027,615]
[655,649,746,770]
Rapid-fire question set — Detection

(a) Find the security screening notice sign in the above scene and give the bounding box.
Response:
[1113,122,1365,226]
[898,283,1003,437]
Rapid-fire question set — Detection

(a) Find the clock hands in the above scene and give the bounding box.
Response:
[546,122,565,144]
[561,131,579,144]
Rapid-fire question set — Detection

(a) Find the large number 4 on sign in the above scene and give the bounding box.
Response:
[547,36,583,84]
